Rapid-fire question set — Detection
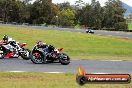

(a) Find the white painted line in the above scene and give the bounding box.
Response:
[7,71,26,73]
[44,72,64,74]
[100,60,123,62]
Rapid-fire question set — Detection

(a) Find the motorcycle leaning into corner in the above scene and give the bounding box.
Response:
[31,41,70,65]
[0,35,31,60]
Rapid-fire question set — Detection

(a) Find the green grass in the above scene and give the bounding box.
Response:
[0,26,132,60]
[0,72,131,88]
[128,23,132,30]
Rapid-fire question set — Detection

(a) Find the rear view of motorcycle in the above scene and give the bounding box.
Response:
[31,41,70,65]
[18,43,31,60]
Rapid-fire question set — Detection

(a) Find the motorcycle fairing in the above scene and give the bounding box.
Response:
[5,53,15,58]
[19,43,27,48]
[0,42,7,45]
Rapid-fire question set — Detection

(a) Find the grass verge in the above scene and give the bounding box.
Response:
[128,23,132,30]
[0,72,131,88]
[0,26,132,60]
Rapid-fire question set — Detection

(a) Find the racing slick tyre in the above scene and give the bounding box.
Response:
[59,53,70,65]
[20,49,31,60]
[0,47,4,59]
[31,51,46,64]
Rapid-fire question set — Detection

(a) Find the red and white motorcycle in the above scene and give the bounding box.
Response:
[0,41,31,60]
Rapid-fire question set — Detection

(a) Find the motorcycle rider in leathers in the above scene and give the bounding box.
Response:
[35,41,55,59]
[2,35,20,57]
[36,41,50,53]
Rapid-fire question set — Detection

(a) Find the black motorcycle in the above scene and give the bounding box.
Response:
[31,45,70,65]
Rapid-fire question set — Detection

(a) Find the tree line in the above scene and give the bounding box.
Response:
[0,0,128,30]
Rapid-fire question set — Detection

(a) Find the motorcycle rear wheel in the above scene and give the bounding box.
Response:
[31,51,46,64]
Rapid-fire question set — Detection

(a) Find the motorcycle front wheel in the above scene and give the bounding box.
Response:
[59,53,70,65]
[0,46,5,59]
[0,50,4,59]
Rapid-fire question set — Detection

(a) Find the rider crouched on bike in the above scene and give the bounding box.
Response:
[35,41,54,53]
[2,35,20,57]
[35,41,55,57]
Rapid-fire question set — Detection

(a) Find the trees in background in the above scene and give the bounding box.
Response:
[58,9,75,27]
[0,0,127,30]
[103,0,127,29]
[29,0,58,24]
[57,2,75,27]
[0,0,30,23]
[80,0,103,29]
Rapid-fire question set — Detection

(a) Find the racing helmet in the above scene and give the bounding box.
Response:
[36,41,44,47]
[3,35,9,42]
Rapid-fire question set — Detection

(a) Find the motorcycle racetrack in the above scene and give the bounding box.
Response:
[1,58,132,74]
[0,24,132,74]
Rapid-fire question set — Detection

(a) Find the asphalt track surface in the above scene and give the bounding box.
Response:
[0,24,132,74]
[26,26,132,38]
[0,58,132,74]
